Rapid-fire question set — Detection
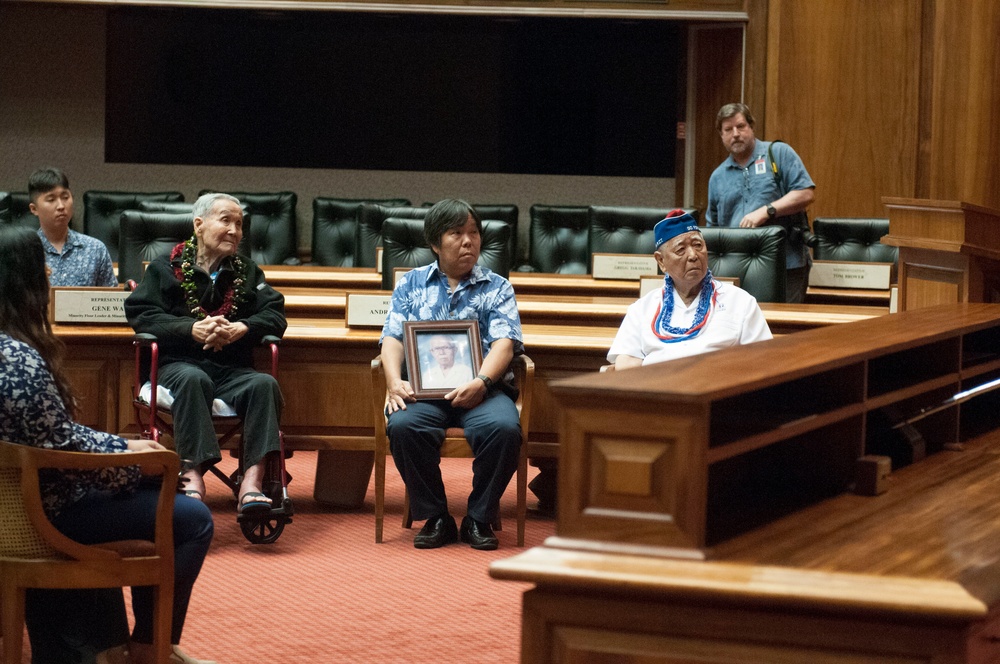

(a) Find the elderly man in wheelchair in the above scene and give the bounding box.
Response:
[125,192,287,521]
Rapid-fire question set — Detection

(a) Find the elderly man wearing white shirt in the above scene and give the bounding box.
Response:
[422,334,475,388]
[608,209,772,369]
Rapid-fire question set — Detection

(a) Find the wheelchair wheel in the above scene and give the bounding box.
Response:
[240,513,285,544]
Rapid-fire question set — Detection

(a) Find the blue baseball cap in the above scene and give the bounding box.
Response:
[654,210,700,249]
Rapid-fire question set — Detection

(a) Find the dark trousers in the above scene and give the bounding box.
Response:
[25,486,214,663]
[786,265,811,303]
[159,359,283,470]
[386,391,521,524]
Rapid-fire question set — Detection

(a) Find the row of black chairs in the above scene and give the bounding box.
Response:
[112,206,787,301]
[0,189,896,300]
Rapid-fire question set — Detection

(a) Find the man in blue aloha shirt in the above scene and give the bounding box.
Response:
[379,198,523,551]
[29,167,118,287]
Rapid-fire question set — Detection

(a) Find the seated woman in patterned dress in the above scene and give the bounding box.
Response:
[0,226,215,664]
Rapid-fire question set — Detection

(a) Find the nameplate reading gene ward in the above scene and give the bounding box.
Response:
[50,287,128,324]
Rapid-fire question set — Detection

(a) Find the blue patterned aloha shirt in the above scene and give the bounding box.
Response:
[38,228,117,287]
[380,262,524,382]
[0,334,137,518]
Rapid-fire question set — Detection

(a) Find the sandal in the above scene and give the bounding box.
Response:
[238,491,272,513]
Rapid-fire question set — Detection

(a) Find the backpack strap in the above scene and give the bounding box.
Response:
[766,140,785,189]
[765,139,813,243]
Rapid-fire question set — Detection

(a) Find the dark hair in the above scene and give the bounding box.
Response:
[0,226,76,413]
[716,103,756,132]
[28,167,71,203]
[424,199,482,249]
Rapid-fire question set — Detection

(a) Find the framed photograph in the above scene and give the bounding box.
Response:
[403,320,483,399]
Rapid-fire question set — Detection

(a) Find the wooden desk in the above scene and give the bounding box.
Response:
[541,303,1000,554]
[262,265,382,290]
[279,286,887,333]
[54,319,616,455]
[263,266,692,298]
[807,285,892,307]
[267,264,893,307]
[492,303,1000,663]
[263,266,646,297]
[55,300,888,508]
[491,429,1000,663]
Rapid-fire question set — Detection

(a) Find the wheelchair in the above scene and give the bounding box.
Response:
[131,332,294,544]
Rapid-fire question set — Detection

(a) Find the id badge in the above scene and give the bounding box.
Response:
[754,158,766,175]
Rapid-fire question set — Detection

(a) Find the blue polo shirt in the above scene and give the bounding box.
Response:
[706,139,815,269]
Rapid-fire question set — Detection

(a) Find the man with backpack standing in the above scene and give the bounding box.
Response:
[706,103,816,303]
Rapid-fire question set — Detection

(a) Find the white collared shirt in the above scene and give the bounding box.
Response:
[608,280,772,366]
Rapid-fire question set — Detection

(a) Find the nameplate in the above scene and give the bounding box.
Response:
[49,287,128,324]
[345,292,392,328]
[592,253,659,280]
[393,267,412,286]
[639,275,663,297]
[376,247,384,274]
[809,260,893,290]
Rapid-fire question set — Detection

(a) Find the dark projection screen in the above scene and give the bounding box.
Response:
[106,8,681,177]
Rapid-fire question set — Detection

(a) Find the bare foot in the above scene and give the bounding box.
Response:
[237,460,272,511]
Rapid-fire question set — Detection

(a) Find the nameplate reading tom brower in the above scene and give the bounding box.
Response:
[808,260,893,290]
[592,253,659,280]
[50,287,129,324]
[346,292,393,328]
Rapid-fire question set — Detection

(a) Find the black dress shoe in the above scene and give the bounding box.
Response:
[460,515,499,550]
[413,514,458,549]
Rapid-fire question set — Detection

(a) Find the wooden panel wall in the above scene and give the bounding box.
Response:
[764,0,923,218]
[925,0,1000,210]
[690,25,745,213]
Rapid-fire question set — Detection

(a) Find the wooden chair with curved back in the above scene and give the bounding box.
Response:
[371,354,534,546]
[0,440,178,664]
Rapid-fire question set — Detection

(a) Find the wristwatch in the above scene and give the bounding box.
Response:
[477,374,494,390]
[766,204,777,220]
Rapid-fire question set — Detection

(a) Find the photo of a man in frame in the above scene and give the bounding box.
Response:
[420,332,474,389]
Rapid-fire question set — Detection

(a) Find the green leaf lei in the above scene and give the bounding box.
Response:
[171,236,249,320]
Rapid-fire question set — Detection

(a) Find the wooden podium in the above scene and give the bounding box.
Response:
[882,198,1000,311]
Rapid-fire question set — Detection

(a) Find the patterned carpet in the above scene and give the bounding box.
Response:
[14,451,553,663]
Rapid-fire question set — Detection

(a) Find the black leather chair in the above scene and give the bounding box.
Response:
[137,201,197,214]
[702,226,787,303]
[588,206,686,258]
[83,191,185,261]
[138,200,254,260]
[0,192,40,229]
[117,211,194,285]
[471,204,518,266]
[356,204,428,269]
[198,190,299,265]
[520,204,590,273]
[380,217,512,290]
[311,197,411,267]
[810,217,897,264]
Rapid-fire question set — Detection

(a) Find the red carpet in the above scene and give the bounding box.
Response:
[15,451,553,663]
